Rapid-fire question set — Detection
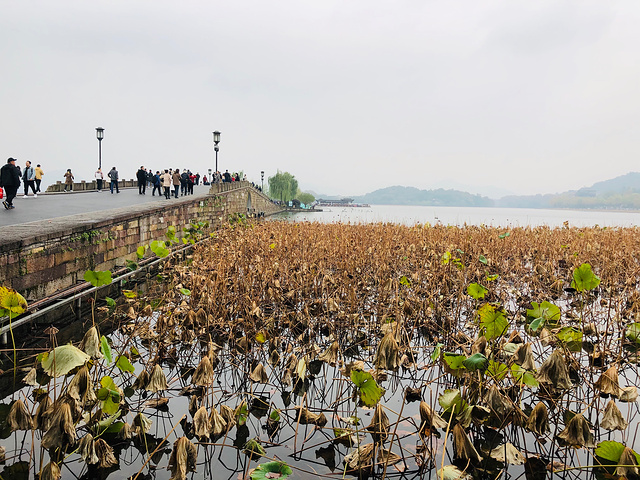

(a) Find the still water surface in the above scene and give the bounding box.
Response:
[276,205,640,228]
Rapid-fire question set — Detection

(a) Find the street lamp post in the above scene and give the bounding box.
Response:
[213,131,221,174]
[96,127,104,169]
[261,171,264,191]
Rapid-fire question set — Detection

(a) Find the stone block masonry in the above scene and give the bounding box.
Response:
[0,183,283,302]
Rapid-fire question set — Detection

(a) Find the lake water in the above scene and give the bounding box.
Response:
[275,205,640,227]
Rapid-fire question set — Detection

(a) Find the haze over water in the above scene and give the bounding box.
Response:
[279,205,640,228]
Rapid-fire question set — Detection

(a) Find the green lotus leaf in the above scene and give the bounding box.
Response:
[101,335,112,363]
[0,286,28,316]
[556,326,582,352]
[41,344,90,377]
[116,355,135,374]
[463,353,488,372]
[250,461,292,480]
[487,360,509,381]
[83,270,112,288]
[442,352,466,376]
[594,440,625,463]
[626,323,640,344]
[438,389,467,415]
[467,283,488,300]
[350,369,385,407]
[511,364,539,387]
[150,240,169,258]
[478,303,509,341]
[431,343,443,362]
[571,263,600,292]
[526,301,560,332]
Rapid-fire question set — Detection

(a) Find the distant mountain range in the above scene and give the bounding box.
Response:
[335,172,640,209]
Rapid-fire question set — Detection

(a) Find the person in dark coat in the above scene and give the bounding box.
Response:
[0,157,21,209]
[137,166,147,195]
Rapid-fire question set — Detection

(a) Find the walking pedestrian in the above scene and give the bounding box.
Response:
[162,169,172,199]
[152,171,162,196]
[34,164,44,192]
[108,167,120,194]
[137,166,147,195]
[180,170,188,196]
[172,169,181,198]
[188,171,195,195]
[195,172,200,185]
[63,169,74,192]
[0,158,21,209]
[95,168,104,192]
[23,161,37,197]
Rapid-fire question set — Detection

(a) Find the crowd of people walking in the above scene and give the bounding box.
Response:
[0,158,46,209]
[1,158,255,212]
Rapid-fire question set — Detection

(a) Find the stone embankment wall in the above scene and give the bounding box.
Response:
[0,183,282,301]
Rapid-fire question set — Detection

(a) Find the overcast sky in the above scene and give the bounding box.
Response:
[2,1,639,197]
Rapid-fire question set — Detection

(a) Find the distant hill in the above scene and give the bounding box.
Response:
[496,172,640,210]
[330,172,640,210]
[353,186,493,207]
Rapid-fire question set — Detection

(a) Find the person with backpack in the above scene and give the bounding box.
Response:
[180,170,189,196]
[108,167,120,194]
[152,171,162,196]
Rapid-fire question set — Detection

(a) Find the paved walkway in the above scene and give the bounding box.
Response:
[0,185,212,228]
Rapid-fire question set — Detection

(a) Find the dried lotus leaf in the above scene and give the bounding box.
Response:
[192,356,214,386]
[600,400,628,431]
[295,407,327,426]
[8,399,34,431]
[537,350,572,390]
[526,402,549,436]
[146,364,167,392]
[249,363,269,383]
[452,424,481,463]
[167,437,198,480]
[209,406,228,437]
[594,366,621,396]
[366,404,389,442]
[193,406,211,439]
[489,443,525,465]
[620,386,639,402]
[557,413,594,448]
